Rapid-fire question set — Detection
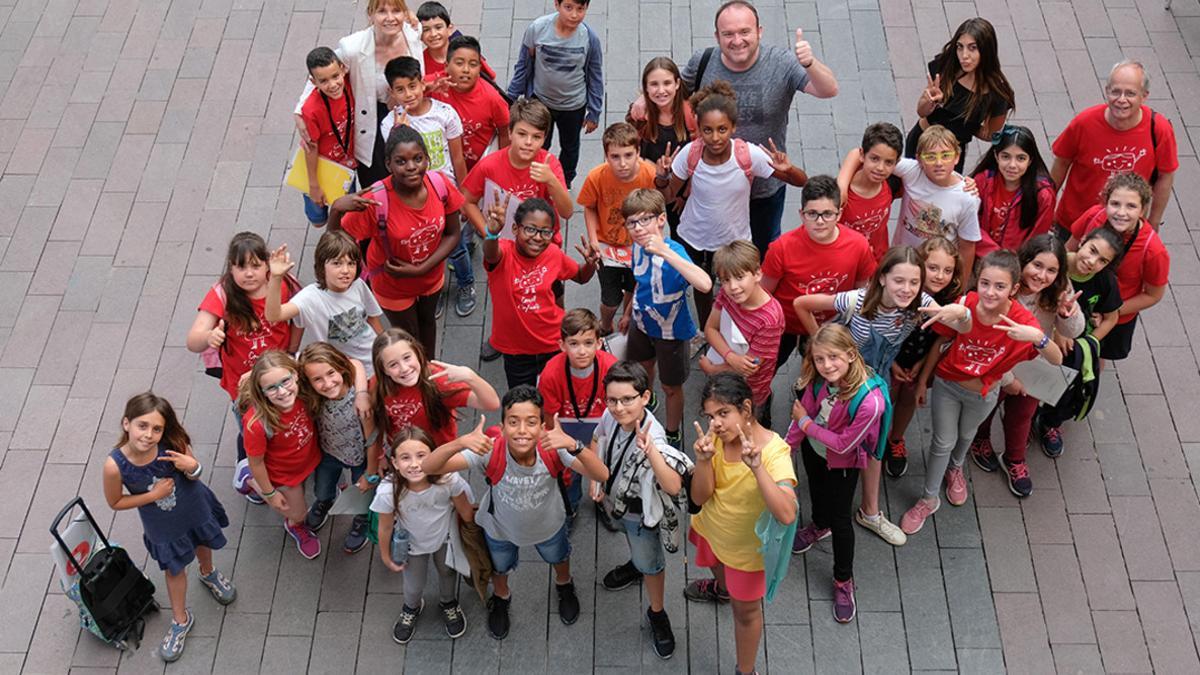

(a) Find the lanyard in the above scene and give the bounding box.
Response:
[564,357,600,420]
[604,412,643,495]
[320,89,353,158]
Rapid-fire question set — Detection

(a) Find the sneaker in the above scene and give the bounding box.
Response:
[245,492,265,505]
[791,522,831,554]
[455,285,477,317]
[198,568,236,605]
[665,428,682,451]
[885,438,908,478]
[900,498,940,535]
[284,522,321,559]
[683,578,730,604]
[440,599,466,638]
[944,466,968,506]
[1040,424,1064,458]
[595,502,620,532]
[158,609,194,662]
[602,561,643,591]
[343,513,369,553]
[232,459,252,494]
[832,578,856,623]
[305,500,333,532]
[486,595,510,639]
[480,340,501,362]
[970,438,1000,473]
[556,581,580,625]
[854,509,908,546]
[435,291,446,319]
[647,607,676,659]
[1004,459,1033,498]
[391,600,424,644]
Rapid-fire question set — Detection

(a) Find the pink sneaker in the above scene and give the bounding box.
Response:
[900,498,940,535]
[944,466,968,506]
[285,522,321,559]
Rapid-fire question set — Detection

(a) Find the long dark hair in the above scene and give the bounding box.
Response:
[371,328,453,439]
[933,18,1015,122]
[1018,233,1069,313]
[220,232,270,335]
[118,392,192,454]
[970,124,1052,232]
[635,57,691,145]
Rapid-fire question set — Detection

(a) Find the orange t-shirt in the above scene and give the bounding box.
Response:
[576,160,658,247]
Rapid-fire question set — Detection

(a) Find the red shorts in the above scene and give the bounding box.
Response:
[688,528,766,602]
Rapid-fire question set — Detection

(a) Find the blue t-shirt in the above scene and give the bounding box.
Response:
[631,239,697,341]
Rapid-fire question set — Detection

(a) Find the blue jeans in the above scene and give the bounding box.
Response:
[484,521,571,574]
[748,185,788,257]
[447,224,475,287]
[230,402,246,463]
[303,178,356,225]
[312,452,367,505]
[614,514,665,575]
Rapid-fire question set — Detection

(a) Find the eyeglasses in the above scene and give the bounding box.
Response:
[605,394,644,408]
[918,151,958,163]
[519,224,554,239]
[261,374,296,397]
[801,209,839,222]
[625,215,658,231]
[1106,87,1143,101]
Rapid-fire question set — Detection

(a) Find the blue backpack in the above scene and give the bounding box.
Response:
[806,371,894,460]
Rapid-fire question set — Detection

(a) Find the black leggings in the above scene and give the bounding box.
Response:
[800,440,860,582]
[383,293,440,358]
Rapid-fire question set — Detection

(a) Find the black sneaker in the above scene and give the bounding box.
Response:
[440,599,466,638]
[435,291,446,319]
[970,438,1001,473]
[1038,420,1064,458]
[665,429,682,451]
[683,578,730,604]
[595,502,620,533]
[486,595,510,639]
[305,500,333,532]
[602,561,643,591]
[392,600,424,644]
[885,438,909,478]
[556,581,580,625]
[647,607,675,659]
[455,285,477,317]
[480,340,502,362]
[343,513,369,553]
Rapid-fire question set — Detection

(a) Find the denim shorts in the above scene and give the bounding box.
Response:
[615,514,665,575]
[484,521,571,574]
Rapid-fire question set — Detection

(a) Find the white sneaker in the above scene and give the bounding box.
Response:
[855,509,907,546]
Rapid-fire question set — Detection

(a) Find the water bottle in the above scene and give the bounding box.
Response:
[390,525,410,567]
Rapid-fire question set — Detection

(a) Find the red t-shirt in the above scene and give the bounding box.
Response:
[431,80,510,169]
[973,170,1055,257]
[462,148,567,245]
[423,52,497,82]
[1052,104,1178,226]
[538,349,617,421]
[1069,204,1170,325]
[485,239,579,355]
[715,289,785,406]
[198,285,295,399]
[299,82,356,168]
[762,225,877,334]
[339,174,465,309]
[243,403,321,488]
[374,366,472,446]
[839,181,893,261]
[933,292,1039,395]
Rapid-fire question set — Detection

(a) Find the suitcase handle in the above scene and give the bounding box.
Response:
[50,497,111,577]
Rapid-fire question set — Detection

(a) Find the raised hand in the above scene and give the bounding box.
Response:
[159,449,199,475]
[575,234,601,268]
[761,138,791,173]
[332,188,381,213]
[529,160,555,184]
[208,319,226,349]
[460,416,492,456]
[634,416,655,454]
[738,424,762,469]
[996,314,1045,344]
[692,420,716,461]
[429,360,474,384]
[794,28,814,67]
[541,413,576,451]
[269,245,295,278]
[918,303,969,330]
[486,190,511,236]
[1058,290,1082,318]
[656,142,680,178]
[923,73,944,108]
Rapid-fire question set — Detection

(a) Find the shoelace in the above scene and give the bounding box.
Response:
[1008,462,1029,479]
[890,441,907,458]
[1045,428,1062,443]
[443,605,461,621]
[400,609,419,625]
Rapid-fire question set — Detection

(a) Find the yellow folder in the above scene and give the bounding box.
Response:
[284,147,356,200]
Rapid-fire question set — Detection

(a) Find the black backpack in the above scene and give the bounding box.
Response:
[52,498,158,649]
[1040,334,1103,425]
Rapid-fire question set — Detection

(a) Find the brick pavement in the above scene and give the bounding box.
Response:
[0,0,1198,672]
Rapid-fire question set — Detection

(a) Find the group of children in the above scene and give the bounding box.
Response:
[100,1,1173,672]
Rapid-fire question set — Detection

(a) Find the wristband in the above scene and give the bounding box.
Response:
[366,474,381,485]
[721,349,733,361]
[187,463,203,479]
[568,440,585,457]
[1035,334,1050,350]
[485,230,502,241]
[261,489,277,499]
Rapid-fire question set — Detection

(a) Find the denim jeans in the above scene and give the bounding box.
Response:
[447,224,475,287]
[312,452,367,505]
[748,185,788,257]
[925,378,999,498]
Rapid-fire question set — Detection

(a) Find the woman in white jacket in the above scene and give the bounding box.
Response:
[294,0,424,188]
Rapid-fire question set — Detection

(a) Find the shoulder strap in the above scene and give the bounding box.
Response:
[733,138,754,182]
[426,170,449,207]
[685,141,704,177]
[1148,110,1160,185]
[537,442,574,518]
[484,435,506,485]
[694,47,714,90]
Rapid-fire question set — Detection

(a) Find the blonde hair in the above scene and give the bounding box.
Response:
[915,124,960,156]
[796,324,870,402]
[238,350,305,434]
[620,188,666,218]
[367,0,409,15]
[712,240,761,281]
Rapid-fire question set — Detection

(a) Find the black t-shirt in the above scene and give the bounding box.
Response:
[1070,269,1122,335]
[924,59,1010,148]
[639,121,688,164]
[894,290,957,370]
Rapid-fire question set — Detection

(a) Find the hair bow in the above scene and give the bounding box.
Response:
[990,123,1021,147]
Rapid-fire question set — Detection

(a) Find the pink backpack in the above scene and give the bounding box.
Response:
[685,138,754,183]
[362,171,450,280]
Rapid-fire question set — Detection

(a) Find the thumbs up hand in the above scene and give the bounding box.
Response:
[208,319,226,349]
[794,28,814,68]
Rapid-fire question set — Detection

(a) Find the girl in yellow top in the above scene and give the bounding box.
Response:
[685,372,797,675]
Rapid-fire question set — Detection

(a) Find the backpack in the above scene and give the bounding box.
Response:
[1148,109,1161,186]
[808,371,894,461]
[51,498,158,650]
[200,275,300,379]
[685,137,755,183]
[362,172,450,281]
[1042,333,1102,422]
[482,426,573,518]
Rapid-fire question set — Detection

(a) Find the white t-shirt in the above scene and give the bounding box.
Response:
[671,140,775,251]
[380,100,464,181]
[369,472,470,555]
[290,279,382,376]
[891,157,981,247]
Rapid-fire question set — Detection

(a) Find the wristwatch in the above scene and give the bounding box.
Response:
[567,440,585,457]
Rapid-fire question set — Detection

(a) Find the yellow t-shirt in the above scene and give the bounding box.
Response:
[690,433,796,572]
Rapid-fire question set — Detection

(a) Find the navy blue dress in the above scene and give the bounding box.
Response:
[110,444,229,575]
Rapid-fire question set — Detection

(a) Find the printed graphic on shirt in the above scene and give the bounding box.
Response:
[462,120,485,162]
[844,206,889,239]
[540,45,585,73]
[514,264,550,313]
[495,471,554,510]
[386,399,422,433]
[282,410,315,450]
[328,307,369,343]
[802,271,851,296]
[403,218,444,263]
[634,255,686,332]
[955,339,1006,376]
[419,127,448,170]
[152,477,177,511]
[1092,145,1147,174]
[990,201,1011,225]
[237,324,275,371]
[903,200,957,239]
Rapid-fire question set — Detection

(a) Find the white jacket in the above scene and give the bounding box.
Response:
[295,24,424,169]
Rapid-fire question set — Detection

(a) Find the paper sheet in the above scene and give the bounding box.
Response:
[1010,358,1077,405]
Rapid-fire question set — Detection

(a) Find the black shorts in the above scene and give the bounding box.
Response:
[626,322,690,386]
[501,351,558,389]
[678,236,716,287]
[597,265,634,307]
[1100,316,1138,361]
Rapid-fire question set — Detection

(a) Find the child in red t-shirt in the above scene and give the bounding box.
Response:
[483,196,599,388]
[370,328,500,450]
[235,351,324,559]
[417,3,498,85]
[901,251,1064,536]
[329,126,466,358]
[299,47,356,226]
[1065,172,1170,361]
[969,125,1055,257]
[430,35,510,170]
[835,123,904,261]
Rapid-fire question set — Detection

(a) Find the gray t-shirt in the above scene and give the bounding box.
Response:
[523,13,590,111]
[316,387,374,467]
[465,444,577,546]
[682,45,811,199]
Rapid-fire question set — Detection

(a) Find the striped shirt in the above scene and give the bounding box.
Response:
[833,288,934,350]
[715,289,785,405]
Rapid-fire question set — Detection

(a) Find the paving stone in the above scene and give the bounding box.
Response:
[940,548,1001,649]
[993,593,1055,675]
[1030,543,1096,645]
[977,506,1036,593]
[1093,609,1153,673]
[1071,513,1137,610]
[1111,495,1175,581]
